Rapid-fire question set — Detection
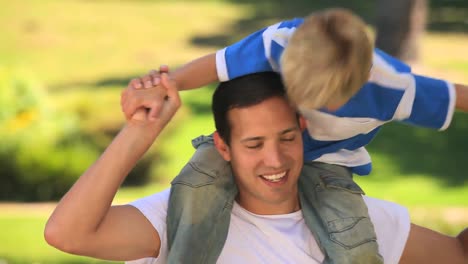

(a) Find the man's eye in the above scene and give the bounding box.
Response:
[246,144,262,149]
[281,136,296,142]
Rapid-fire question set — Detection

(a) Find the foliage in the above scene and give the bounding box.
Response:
[0,67,99,201]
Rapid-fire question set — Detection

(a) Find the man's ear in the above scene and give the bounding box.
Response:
[299,115,307,131]
[213,131,231,161]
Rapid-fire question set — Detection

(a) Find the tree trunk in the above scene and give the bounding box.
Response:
[375,0,427,63]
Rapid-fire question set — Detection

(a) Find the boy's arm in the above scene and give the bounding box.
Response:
[172,53,218,91]
[45,74,180,260]
[122,18,302,120]
[455,83,468,112]
[157,20,288,87]
[399,224,467,264]
[140,20,289,92]
[397,73,456,130]
[404,77,468,130]
[372,49,466,130]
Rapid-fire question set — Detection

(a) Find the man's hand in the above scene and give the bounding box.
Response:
[128,71,181,134]
[121,65,171,122]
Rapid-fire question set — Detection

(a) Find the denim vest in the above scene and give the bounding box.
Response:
[166,135,383,264]
[298,162,383,263]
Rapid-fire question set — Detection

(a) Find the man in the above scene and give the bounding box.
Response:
[45,72,468,263]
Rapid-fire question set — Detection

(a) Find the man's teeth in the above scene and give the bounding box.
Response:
[261,172,286,182]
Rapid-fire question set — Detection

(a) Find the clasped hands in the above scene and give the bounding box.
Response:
[121,65,180,129]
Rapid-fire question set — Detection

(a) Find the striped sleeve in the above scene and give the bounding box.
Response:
[215,19,303,81]
[216,26,274,82]
[404,75,456,130]
[371,49,456,130]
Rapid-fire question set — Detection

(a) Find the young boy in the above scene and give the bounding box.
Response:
[121,8,468,264]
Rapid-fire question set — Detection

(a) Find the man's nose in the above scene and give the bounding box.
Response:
[263,143,285,168]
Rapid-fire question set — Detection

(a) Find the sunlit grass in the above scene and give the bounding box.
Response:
[0,0,247,86]
[418,33,468,83]
[356,176,468,206]
[0,200,464,264]
[0,216,116,264]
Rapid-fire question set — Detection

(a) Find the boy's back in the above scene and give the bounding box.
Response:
[215,10,455,175]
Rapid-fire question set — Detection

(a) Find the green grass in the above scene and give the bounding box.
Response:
[0,184,170,264]
[356,176,468,206]
[114,183,169,204]
[0,0,247,86]
[0,202,464,264]
[0,216,116,264]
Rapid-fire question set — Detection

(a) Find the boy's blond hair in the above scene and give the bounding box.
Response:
[281,8,373,110]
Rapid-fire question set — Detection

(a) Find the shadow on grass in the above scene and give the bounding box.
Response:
[367,113,468,186]
[49,75,138,91]
[191,0,468,49]
[180,84,216,115]
[190,0,375,49]
[52,75,216,116]
[430,0,468,32]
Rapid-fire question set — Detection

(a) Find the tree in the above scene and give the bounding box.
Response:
[375,0,428,63]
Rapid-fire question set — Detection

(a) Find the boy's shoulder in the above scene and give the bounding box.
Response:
[264,18,304,50]
[372,48,411,73]
[277,17,304,28]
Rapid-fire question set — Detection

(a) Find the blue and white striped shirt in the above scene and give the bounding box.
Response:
[215,18,456,175]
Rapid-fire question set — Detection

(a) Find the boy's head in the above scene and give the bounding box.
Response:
[281,8,373,111]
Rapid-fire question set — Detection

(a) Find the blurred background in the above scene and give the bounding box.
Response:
[0,0,467,263]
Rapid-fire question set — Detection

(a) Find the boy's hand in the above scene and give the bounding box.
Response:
[127,72,181,131]
[121,65,170,121]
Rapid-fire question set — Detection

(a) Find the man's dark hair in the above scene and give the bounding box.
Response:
[212,72,287,145]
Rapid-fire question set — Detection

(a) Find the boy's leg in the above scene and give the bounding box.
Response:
[166,135,237,264]
[298,162,383,264]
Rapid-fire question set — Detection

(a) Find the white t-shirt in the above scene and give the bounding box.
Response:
[126,189,410,264]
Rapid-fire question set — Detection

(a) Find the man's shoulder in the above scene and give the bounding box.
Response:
[363,196,409,221]
[129,189,171,208]
[128,189,170,233]
[363,195,411,239]
[363,196,411,263]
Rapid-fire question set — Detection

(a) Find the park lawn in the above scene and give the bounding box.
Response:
[0,0,246,86]
[0,215,116,264]
[0,175,466,264]
[0,185,165,264]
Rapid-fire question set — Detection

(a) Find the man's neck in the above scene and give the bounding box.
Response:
[235,194,301,215]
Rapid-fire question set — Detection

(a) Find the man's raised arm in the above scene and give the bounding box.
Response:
[44,73,181,261]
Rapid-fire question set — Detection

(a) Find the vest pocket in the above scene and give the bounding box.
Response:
[328,217,377,249]
[171,162,216,188]
[171,144,228,188]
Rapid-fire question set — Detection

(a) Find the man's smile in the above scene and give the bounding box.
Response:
[259,171,288,184]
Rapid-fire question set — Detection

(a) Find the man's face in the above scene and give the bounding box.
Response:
[215,96,304,215]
